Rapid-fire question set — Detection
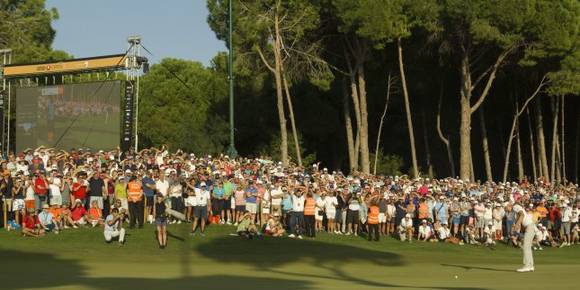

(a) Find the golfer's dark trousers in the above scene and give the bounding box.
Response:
[368,223,379,241]
[304,215,315,237]
[129,200,144,227]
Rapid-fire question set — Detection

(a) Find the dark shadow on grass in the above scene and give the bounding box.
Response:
[0,249,311,290]
[441,263,515,273]
[195,236,490,290]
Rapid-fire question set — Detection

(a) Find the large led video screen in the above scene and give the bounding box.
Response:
[15,81,121,152]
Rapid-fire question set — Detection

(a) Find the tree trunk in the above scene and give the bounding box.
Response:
[436,83,455,177]
[555,136,562,183]
[560,96,565,181]
[479,108,492,181]
[344,47,362,171]
[535,98,549,181]
[575,112,579,184]
[502,77,545,183]
[459,52,473,181]
[422,109,434,178]
[516,125,524,182]
[356,63,370,174]
[273,12,288,166]
[343,79,357,172]
[373,72,392,175]
[397,38,419,178]
[527,108,537,181]
[550,97,560,182]
[282,74,302,167]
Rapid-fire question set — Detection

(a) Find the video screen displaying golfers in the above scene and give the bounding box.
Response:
[15,81,121,152]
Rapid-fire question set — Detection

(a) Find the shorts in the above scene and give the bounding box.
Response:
[246,203,257,214]
[460,215,470,225]
[379,213,387,223]
[262,206,271,215]
[213,199,224,213]
[562,222,571,235]
[347,209,359,224]
[155,216,167,226]
[184,196,196,207]
[493,220,502,230]
[326,210,336,220]
[334,210,342,221]
[194,206,208,219]
[476,217,485,228]
[235,205,246,212]
[50,195,62,206]
[145,196,154,206]
[315,210,323,221]
[223,198,231,210]
[452,215,461,225]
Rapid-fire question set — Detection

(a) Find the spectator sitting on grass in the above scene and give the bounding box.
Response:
[38,204,59,234]
[399,214,414,242]
[264,214,285,237]
[22,209,44,237]
[87,200,104,227]
[237,212,259,239]
[71,199,87,226]
[418,219,432,241]
[60,204,78,229]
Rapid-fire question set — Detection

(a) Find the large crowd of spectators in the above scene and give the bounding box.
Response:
[1,146,579,250]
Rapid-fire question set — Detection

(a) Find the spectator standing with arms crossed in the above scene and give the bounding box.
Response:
[127,175,144,228]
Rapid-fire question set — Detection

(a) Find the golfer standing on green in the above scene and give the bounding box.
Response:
[513,202,534,272]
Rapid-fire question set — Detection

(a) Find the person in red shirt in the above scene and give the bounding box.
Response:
[71,199,88,225]
[549,203,561,237]
[34,171,49,210]
[22,209,44,237]
[72,175,88,207]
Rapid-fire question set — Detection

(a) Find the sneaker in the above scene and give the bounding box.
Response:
[73,225,78,229]
[226,221,232,225]
[220,220,225,225]
[297,235,303,239]
[233,223,239,226]
[533,247,538,251]
[538,247,543,251]
[64,225,70,229]
[177,220,182,224]
[516,267,534,272]
[559,243,566,248]
[288,234,296,238]
[345,232,351,236]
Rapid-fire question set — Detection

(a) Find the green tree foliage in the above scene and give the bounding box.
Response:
[0,0,70,63]
[138,58,228,154]
[371,150,403,176]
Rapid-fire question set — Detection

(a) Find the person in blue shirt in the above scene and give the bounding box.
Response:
[245,181,258,222]
[282,190,293,228]
[434,196,449,225]
[212,180,226,223]
[141,172,156,223]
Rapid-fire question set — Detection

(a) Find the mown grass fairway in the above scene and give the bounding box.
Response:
[1,225,578,290]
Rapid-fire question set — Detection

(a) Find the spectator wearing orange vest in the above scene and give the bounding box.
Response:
[304,193,316,238]
[127,175,144,229]
[367,195,380,241]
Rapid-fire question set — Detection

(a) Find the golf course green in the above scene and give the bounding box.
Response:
[0,225,578,290]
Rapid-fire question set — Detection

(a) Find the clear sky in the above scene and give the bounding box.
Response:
[46,0,225,65]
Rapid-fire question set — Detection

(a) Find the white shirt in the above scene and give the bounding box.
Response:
[561,206,572,223]
[400,218,413,228]
[195,188,211,206]
[324,196,338,212]
[387,204,396,217]
[49,184,61,197]
[419,225,431,236]
[292,194,305,212]
[270,188,283,206]
[156,179,169,197]
[513,204,533,227]
[571,208,579,223]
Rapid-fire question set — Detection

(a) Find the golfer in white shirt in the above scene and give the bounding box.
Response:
[513,203,535,272]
